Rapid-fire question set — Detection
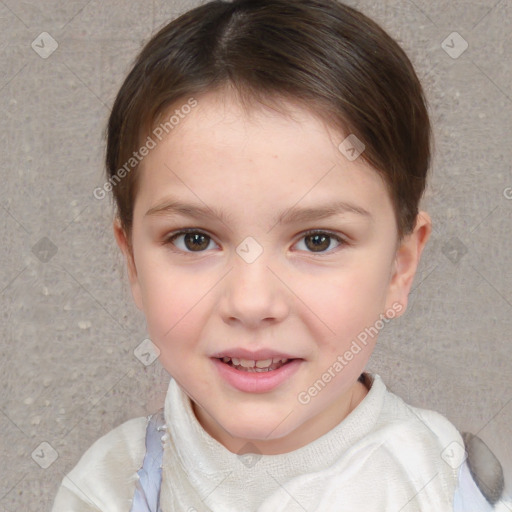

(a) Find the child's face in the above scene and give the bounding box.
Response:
[115,90,431,455]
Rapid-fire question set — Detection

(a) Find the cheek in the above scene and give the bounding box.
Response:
[302,260,391,347]
[136,254,210,350]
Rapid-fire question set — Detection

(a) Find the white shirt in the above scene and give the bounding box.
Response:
[51,373,508,511]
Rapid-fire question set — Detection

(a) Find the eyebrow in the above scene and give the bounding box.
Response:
[144,198,372,226]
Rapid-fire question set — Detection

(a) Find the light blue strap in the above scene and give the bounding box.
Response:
[454,460,494,512]
[129,409,166,512]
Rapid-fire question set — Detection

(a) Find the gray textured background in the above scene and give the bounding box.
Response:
[1,0,511,510]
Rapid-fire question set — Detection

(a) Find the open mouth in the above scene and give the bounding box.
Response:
[216,356,296,373]
[212,356,303,393]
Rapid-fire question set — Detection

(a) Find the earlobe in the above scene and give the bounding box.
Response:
[385,211,432,316]
[113,218,144,312]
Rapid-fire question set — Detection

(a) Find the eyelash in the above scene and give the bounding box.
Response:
[163,228,347,256]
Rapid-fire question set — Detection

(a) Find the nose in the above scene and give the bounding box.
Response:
[218,247,290,329]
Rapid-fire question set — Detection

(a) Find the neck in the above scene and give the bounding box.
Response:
[192,378,369,455]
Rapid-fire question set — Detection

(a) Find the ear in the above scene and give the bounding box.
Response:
[384,211,432,317]
[113,218,144,311]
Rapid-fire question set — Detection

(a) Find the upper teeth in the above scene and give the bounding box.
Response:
[222,357,289,368]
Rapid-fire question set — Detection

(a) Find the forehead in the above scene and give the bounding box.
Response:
[135,90,394,227]
[164,89,343,153]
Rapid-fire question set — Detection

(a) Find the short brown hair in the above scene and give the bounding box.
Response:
[106,0,432,248]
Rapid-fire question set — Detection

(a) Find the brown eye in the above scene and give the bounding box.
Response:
[297,231,345,254]
[165,230,216,253]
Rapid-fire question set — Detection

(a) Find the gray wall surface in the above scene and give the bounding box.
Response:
[0,0,511,510]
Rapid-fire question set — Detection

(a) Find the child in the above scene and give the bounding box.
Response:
[52,0,510,510]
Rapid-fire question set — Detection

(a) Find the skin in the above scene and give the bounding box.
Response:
[114,89,431,455]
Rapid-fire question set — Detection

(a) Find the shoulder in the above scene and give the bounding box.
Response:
[368,374,463,449]
[52,416,148,512]
[370,375,508,509]
[456,433,508,509]
[375,379,464,470]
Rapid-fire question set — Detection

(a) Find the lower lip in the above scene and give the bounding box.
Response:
[211,358,302,393]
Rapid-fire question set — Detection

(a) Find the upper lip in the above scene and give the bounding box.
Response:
[211,348,300,360]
